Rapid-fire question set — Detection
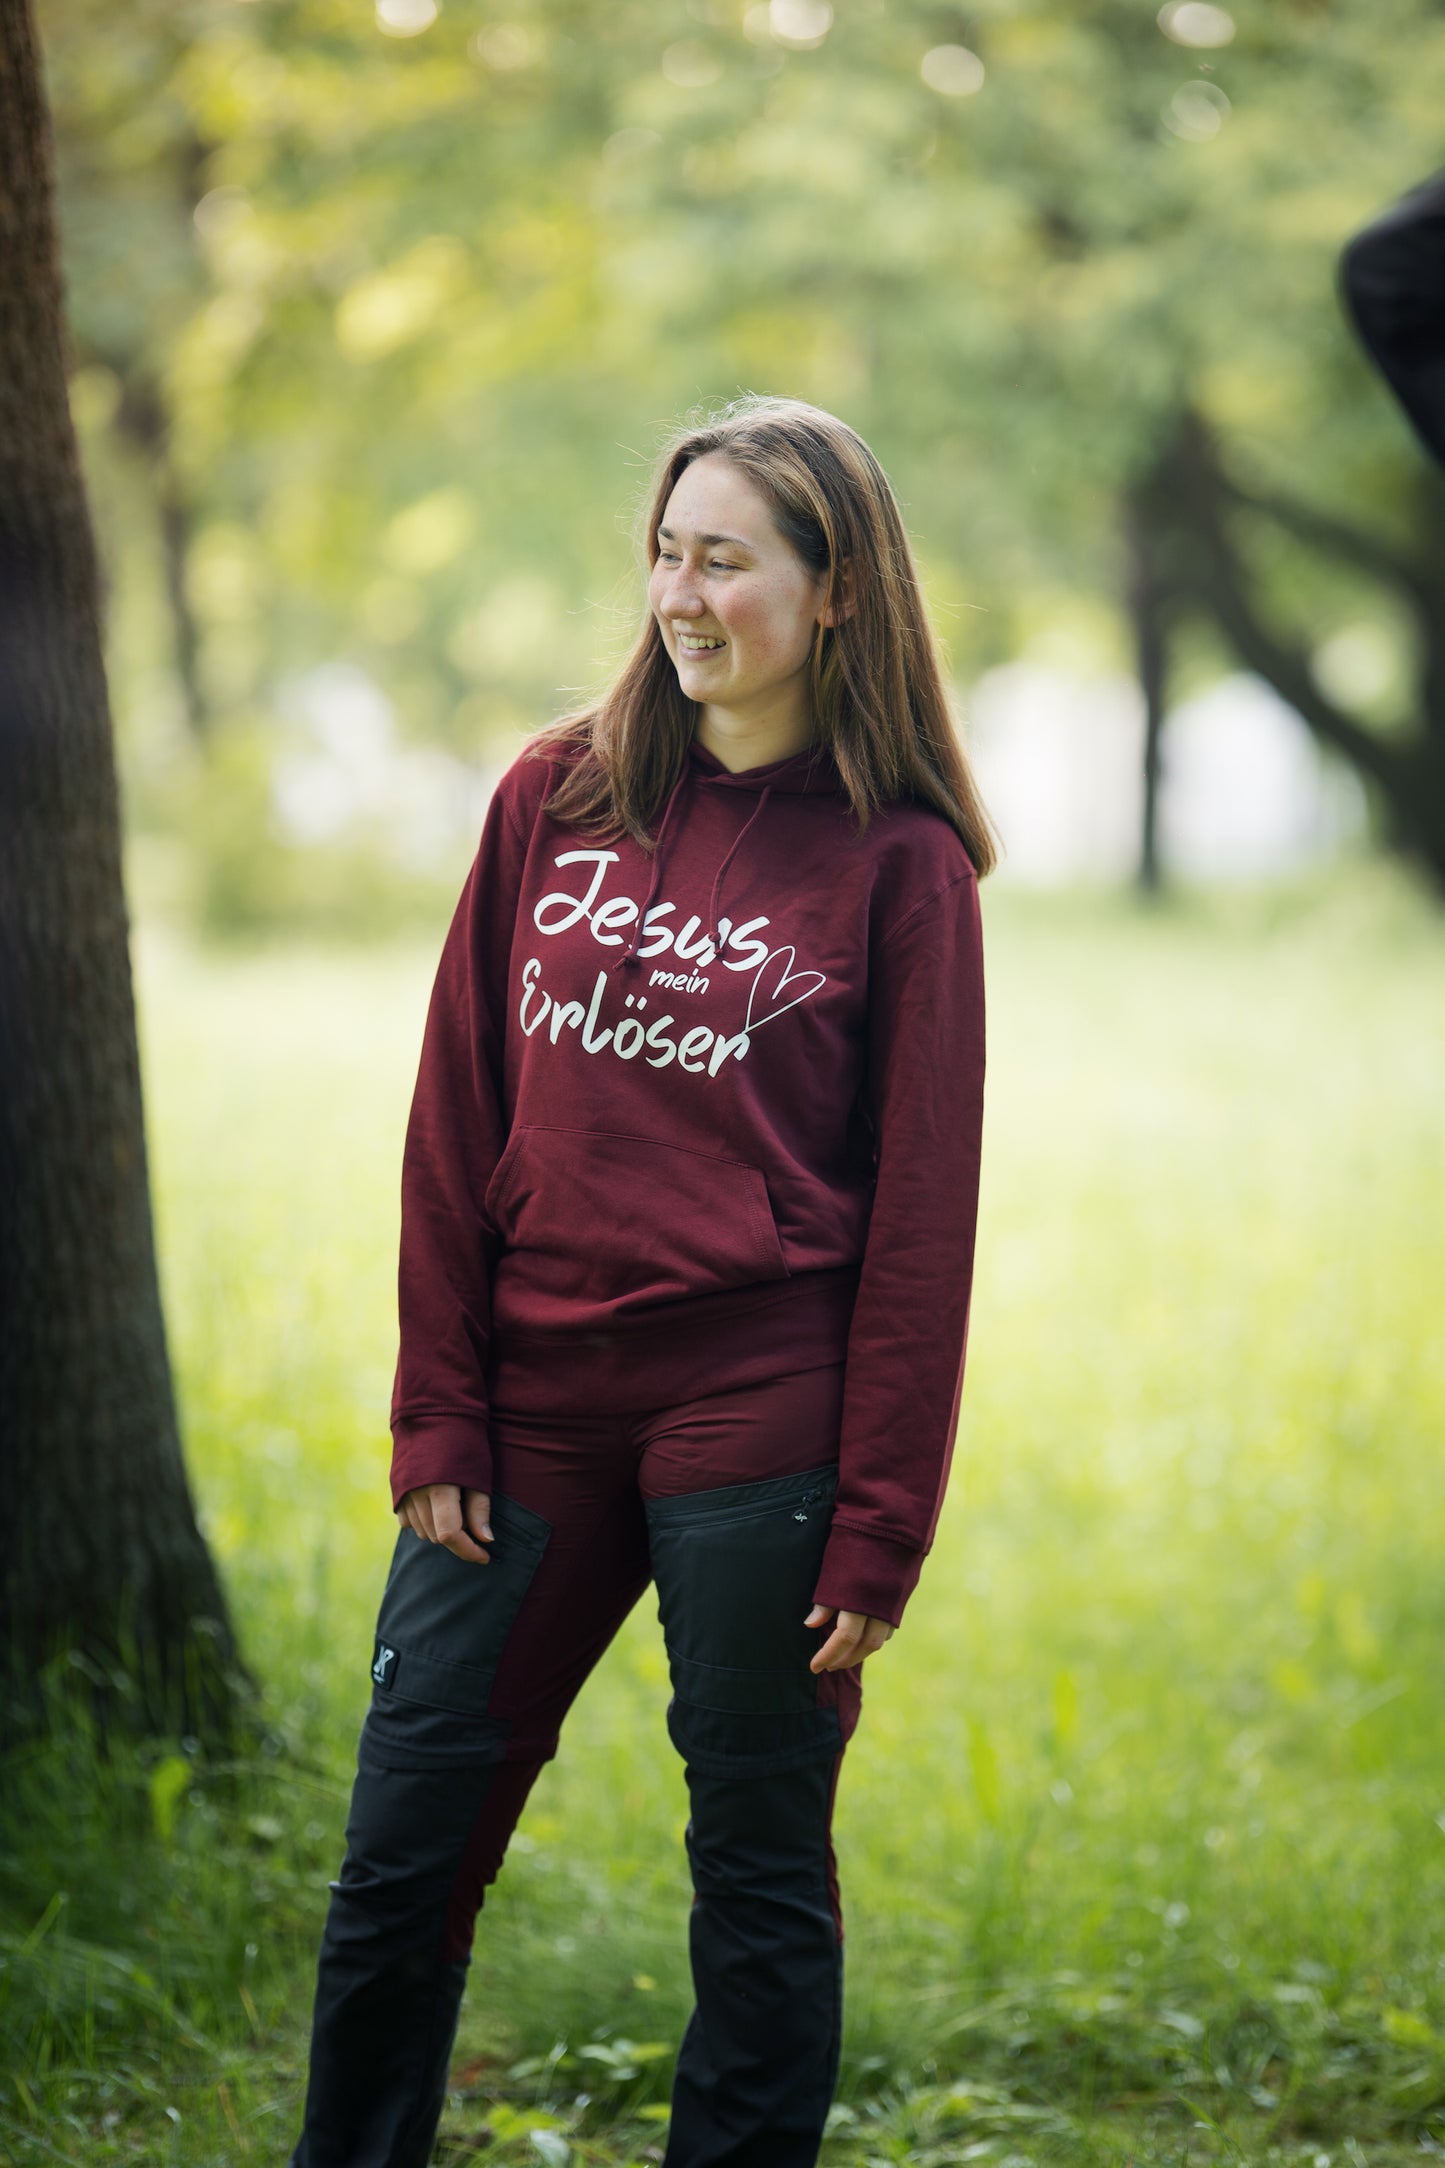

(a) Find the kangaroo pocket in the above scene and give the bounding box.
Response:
[487,1123,789,1329]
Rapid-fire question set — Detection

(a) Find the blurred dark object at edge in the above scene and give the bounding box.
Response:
[1342,169,1445,469]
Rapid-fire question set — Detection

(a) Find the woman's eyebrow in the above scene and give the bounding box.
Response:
[657,524,755,550]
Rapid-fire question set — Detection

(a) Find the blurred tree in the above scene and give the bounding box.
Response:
[1124,477,1173,896]
[35,0,1445,895]
[41,0,215,735]
[0,0,242,1741]
[590,0,1445,888]
[1144,409,1445,888]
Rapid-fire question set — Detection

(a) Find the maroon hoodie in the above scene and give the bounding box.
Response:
[389,733,986,1628]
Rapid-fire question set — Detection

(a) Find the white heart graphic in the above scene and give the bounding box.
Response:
[744,946,827,1033]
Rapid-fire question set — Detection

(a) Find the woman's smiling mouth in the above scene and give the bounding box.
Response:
[677,632,727,652]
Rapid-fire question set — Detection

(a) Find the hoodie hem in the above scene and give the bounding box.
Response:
[485,1266,861,1418]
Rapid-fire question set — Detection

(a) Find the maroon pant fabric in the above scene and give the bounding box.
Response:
[438,1357,862,1962]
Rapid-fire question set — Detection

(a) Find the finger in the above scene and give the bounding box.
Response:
[442,1526,490,1563]
[399,1490,431,1540]
[810,1620,863,1674]
[463,1490,495,1547]
[841,1616,893,1664]
[810,1628,855,1672]
[804,1604,835,1629]
[430,1491,490,1564]
[411,1491,438,1544]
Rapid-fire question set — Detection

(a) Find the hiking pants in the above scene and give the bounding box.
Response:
[289,1354,864,2168]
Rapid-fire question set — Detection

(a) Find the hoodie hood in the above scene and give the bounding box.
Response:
[685,734,843,797]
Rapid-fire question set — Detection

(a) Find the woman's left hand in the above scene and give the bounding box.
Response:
[804,1605,894,1672]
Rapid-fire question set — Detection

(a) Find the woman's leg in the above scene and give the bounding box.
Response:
[289,1415,651,2168]
[291,1757,547,2168]
[638,1366,862,2168]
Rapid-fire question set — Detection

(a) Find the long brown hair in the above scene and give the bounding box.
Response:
[532,394,998,876]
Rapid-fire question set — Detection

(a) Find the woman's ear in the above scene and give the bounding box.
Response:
[820,558,857,627]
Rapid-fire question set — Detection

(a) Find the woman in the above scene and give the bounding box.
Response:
[290,395,994,2168]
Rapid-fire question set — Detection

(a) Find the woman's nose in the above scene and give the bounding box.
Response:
[659,565,704,618]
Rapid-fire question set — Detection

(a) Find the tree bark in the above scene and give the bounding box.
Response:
[0,0,242,1743]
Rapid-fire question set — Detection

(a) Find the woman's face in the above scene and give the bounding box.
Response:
[648,454,828,722]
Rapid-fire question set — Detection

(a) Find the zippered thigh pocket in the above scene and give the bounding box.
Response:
[358,1492,551,1771]
[646,1464,842,1777]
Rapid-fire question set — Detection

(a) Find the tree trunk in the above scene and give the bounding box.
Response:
[113,372,209,740]
[1162,409,1445,897]
[1125,485,1170,897]
[0,0,243,1744]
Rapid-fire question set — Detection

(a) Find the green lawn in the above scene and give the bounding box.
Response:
[3,860,1444,2167]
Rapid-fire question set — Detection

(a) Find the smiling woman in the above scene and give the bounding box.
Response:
[541,395,998,865]
[288,394,998,2168]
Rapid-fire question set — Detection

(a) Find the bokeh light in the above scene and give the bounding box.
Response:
[1158,2,1237,48]
[470,21,544,68]
[661,41,724,88]
[374,0,438,38]
[1164,80,1231,139]
[767,0,833,51]
[921,44,986,96]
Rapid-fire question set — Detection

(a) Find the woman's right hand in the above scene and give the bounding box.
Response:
[396,1484,494,1563]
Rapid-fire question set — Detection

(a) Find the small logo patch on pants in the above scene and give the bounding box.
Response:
[372,1642,398,1686]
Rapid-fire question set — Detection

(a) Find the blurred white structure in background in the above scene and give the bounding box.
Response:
[272,664,497,870]
[1156,675,1366,881]
[966,666,1145,885]
[271,659,1367,890]
[966,664,1366,885]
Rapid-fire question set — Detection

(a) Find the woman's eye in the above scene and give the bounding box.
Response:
[710,560,738,572]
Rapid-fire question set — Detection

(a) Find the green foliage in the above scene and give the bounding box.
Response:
[147,1756,192,1844]
[38,0,1445,924]
[4,868,1444,2161]
[176,715,470,941]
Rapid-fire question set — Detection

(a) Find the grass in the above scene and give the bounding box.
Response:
[2,855,1444,2165]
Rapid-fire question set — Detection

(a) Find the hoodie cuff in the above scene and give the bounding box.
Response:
[389,1413,494,1510]
[813,1522,926,1631]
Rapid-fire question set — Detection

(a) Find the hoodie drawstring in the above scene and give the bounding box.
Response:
[614,764,689,972]
[612,760,777,974]
[706,782,772,954]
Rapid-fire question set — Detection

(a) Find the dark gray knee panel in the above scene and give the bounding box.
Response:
[359,1494,551,1771]
[646,1465,843,1777]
